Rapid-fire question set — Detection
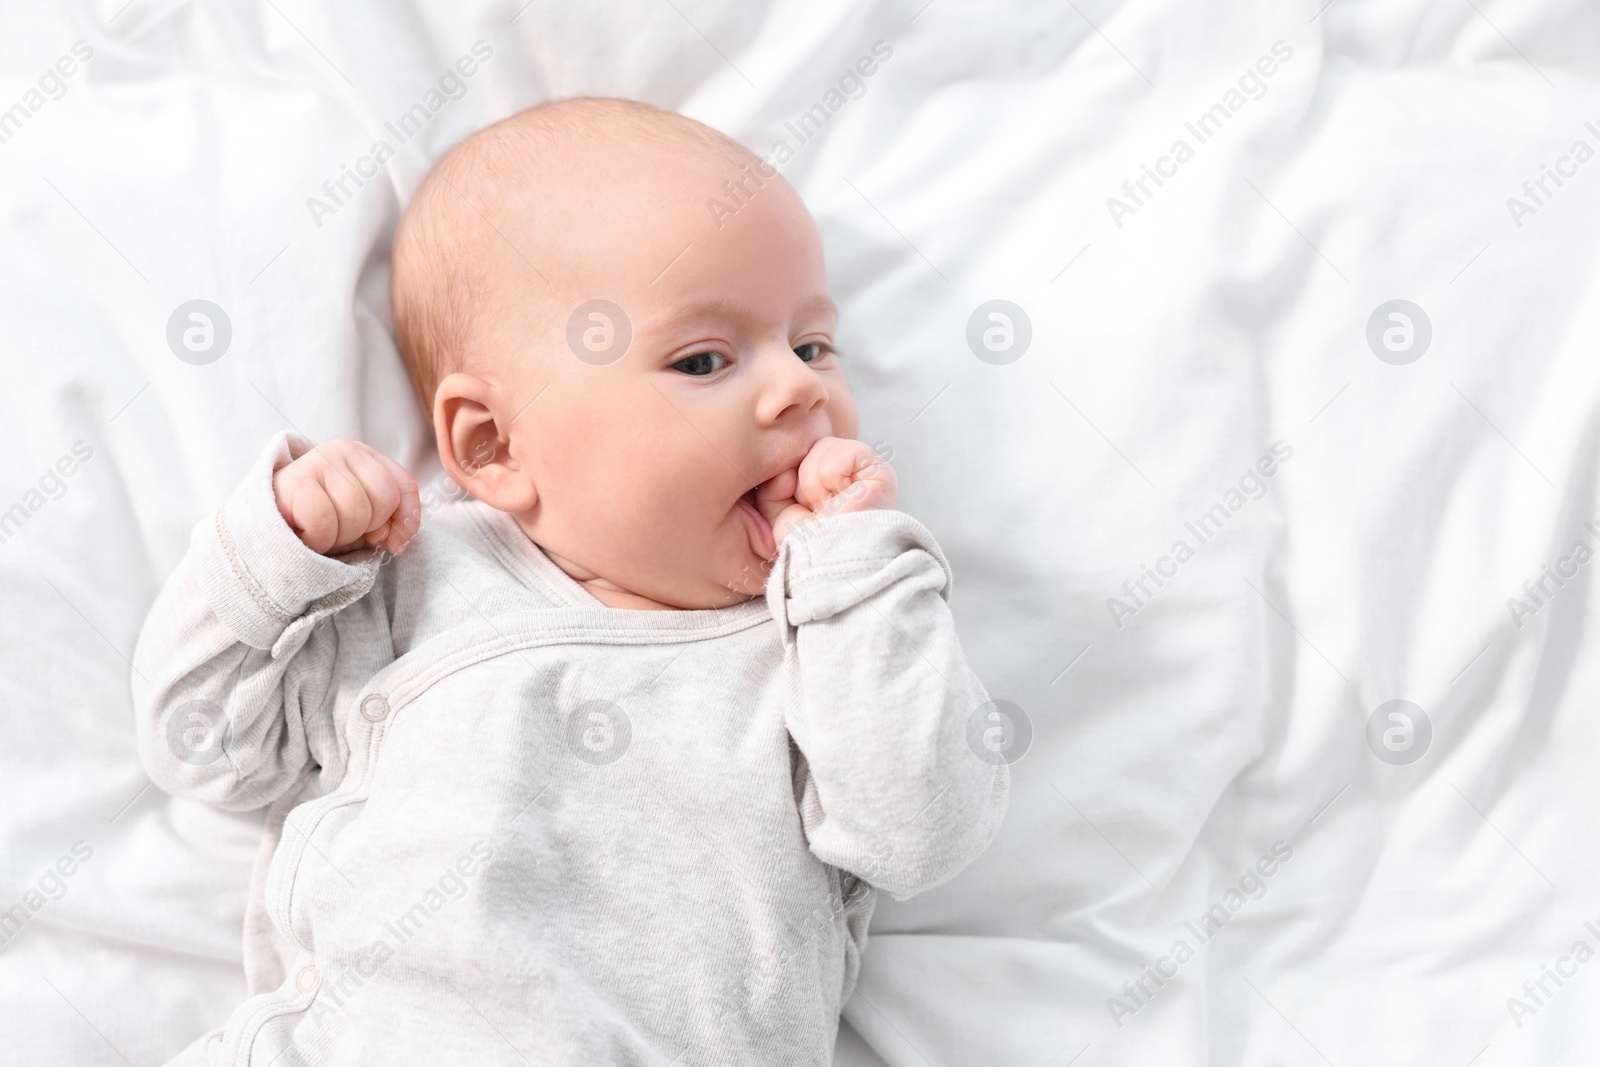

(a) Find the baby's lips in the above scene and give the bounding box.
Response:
[737,492,778,560]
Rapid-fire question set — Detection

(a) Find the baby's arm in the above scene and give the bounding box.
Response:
[767,439,1009,901]
[131,434,419,810]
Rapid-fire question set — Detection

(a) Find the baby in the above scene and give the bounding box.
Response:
[133,98,1007,1066]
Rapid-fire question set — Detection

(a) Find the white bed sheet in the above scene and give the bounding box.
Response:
[3,1,1598,1063]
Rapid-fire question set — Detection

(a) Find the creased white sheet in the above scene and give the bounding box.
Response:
[2,1,1597,1064]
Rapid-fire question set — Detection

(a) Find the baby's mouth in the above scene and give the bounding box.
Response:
[736,486,776,561]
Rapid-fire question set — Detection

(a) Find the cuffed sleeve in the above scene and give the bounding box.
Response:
[766,508,1009,902]
[131,431,393,810]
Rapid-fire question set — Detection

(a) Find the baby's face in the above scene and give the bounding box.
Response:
[466,147,857,610]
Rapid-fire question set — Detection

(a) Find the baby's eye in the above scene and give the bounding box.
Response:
[671,351,728,376]
[794,343,828,363]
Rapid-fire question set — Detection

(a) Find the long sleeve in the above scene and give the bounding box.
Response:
[131,431,392,811]
[765,508,1009,902]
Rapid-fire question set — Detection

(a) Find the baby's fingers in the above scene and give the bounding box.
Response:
[332,446,416,557]
[281,479,342,554]
[753,466,798,528]
[795,439,877,508]
[370,451,422,554]
[321,451,382,552]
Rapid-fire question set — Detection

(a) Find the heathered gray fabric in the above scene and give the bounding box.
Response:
[132,431,1008,1066]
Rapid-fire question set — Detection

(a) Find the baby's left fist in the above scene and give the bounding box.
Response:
[756,437,897,548]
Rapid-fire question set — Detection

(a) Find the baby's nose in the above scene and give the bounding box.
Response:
[756,349,828,425]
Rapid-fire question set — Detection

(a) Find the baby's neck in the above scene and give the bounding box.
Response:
[538,545,682,611]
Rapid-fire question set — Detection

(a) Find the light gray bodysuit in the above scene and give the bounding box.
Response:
[133,432,1009,1066]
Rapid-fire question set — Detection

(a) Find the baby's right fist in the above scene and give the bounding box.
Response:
[271,439,421,557]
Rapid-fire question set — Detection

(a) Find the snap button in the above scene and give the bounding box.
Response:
[359,694,390,722]
[295,965,320,993]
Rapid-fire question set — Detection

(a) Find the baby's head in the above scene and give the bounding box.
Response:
[391,98,857,610]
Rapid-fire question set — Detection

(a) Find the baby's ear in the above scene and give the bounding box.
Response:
[433,372,537,512]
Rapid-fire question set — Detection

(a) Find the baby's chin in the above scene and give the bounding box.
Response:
[681,523,776,610]
[714,552,774,607]
[616,532,771,610]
